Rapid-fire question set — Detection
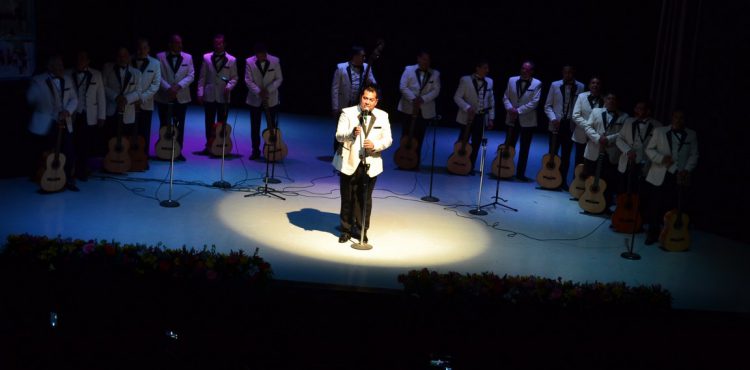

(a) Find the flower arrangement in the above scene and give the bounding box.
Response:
[1,234,272,284]
[398,269,672,312]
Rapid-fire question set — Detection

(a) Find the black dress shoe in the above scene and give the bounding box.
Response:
[560,184,569,192]
[175,155,186,162]
[65,183,80,192]
[644,234,658,245]
[249,151,261,160]
[338,233,351,243]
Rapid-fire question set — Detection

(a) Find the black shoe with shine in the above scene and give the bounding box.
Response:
[338,232,351,243]
[66,183,80,192]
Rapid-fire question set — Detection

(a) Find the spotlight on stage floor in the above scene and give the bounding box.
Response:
[217,196,491,267]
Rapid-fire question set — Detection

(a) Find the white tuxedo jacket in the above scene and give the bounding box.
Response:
[502,76,542,127]
[155,51,194,104]
[244,54,282,107]
[453,75,495,124]
[582,107,629,163]
[104,65,143,124]
[67,67,105,126]
[27,73,78,135]
[397,64,440,119]
[197,52,238,104]
[332,105,392,177]
[132,55,161,111]
[331,62,376,112]
[645,126,698,186]
[571,91,604,144]
[615,117,662,173]
[543,79,584,132]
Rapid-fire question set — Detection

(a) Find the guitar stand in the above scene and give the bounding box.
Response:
[160,103,180,208]
[421,115,440,203]
[212,102,231,189]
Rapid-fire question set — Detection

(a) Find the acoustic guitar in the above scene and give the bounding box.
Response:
[611,162,643,233]
[261,99,288,162]
[569,164,587,199]
[39,123,67,192]
[103,112,131,173]
[578,152,607,214]
[209,103,233,157]
[660,174,691,251]
[155,103,182,160]
[394,111,419,170]
[491,123,516,178]
[536,128,562,189]
[128,112,148,171]
[446,118,473,175]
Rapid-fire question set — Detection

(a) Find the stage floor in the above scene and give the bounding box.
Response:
[2,106,748,313]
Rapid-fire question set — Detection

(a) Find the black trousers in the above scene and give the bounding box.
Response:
[156,102,188,150]
[73,112,97,178]
[339,163,378,234]
[574,142,586,166]
[455,113,487,171]
[506,122,534,178]
[204,102,229,148]
[583,154,619,209]
[550,119,574,184]
[249,105,278,154]
[35,122,75,183]
[135,109,153,157]
[399,112,429,166]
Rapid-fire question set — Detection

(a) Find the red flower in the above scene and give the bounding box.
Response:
[159,260,171,272]
[82,243,95,254]
[206,270,218,280]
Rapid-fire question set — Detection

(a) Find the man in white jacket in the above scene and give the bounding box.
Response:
[68,50,105,180]
[543,65,584,189]
[197,34,238,155]
[397,50,440,169]
[502,61,542,182]
[643,110,698,244]
[333,86,392,243]
[133,38,161,160]
[27,55,79,191]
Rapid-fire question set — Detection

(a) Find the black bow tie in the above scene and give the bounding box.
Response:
[137,58,147,62]
[168,54,178,59]
[672,129,686,136]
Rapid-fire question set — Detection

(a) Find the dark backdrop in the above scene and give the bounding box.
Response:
[2,0,748,242]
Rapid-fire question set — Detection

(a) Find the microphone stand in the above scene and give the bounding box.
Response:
[469,137,489,216]
[421,115,440,203]
[621,162,642,260]
[352,110,373,250]
[244,100,284,200]
[213,88,231,189]
[481,118,518,213]
[160,102,180,207]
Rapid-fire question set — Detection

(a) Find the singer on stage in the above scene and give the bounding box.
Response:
[333,86,392,243]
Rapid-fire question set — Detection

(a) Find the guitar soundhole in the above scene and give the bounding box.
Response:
[546,162,554,169]
[458,150,466,156]
[590,186,599,192]
[52,161,60,169]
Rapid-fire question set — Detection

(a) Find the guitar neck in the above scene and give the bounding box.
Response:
[54,124,64,160]
[593,153,605,187]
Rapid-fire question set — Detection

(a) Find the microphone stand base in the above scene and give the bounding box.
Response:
[212,180,232,189]
[264,177,282,184]
[469,209,488,216]
[159,200,180,208]
[421,195,440,203]
[351,242,373,251]
[620,251,642,260]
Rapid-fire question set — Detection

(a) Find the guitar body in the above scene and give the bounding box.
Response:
[394,136,419,170]
[612,193,643,233]
[128,135,148,172]
[491,144,516,178]
[104,136,131,173]
[536,154,562,189]
[40,153,67,192]
[447,141,473,175]
[262,128,288,162]
[569,164,587,199]
[660,210,690,251]
[578,176,607,214]
[155,125,182,160]
[209,122,233,157]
